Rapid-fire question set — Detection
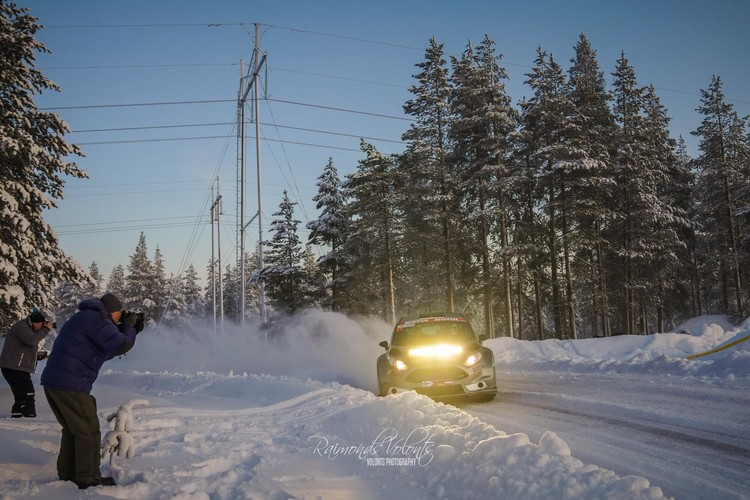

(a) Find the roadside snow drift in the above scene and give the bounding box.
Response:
[0,310,747,499]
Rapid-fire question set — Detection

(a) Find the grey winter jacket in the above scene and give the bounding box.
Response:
[0,318,50,373]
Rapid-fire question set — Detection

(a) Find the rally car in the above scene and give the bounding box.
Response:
[376,313,497,402]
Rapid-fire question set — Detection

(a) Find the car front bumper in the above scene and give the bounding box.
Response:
[378,356,497,399]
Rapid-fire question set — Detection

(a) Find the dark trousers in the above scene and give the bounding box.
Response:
[1,367,36,417]
[44,387,102,483]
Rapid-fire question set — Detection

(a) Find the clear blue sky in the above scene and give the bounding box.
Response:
[19,0,750,286]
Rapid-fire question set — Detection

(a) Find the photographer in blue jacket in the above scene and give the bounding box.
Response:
[41,293,144,490]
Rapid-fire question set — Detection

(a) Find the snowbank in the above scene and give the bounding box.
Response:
[0,311,747,499]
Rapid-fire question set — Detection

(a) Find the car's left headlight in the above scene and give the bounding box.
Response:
[388,357,409,371]
[463,350,483,367]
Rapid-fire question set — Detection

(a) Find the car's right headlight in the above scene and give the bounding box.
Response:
[463,350,483,367]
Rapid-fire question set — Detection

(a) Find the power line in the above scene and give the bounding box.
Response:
[41,62,239,70]
[56,220,209,236]
[70,121,405,145]
[54,215,205,228]
[267,98,412,121]
[41,99,235,111]
[74,134,380,152]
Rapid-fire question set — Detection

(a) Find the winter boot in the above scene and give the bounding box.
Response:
[20,396,36,418]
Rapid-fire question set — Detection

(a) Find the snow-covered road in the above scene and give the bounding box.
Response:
[1,312,748,499]
[462,370,750,499]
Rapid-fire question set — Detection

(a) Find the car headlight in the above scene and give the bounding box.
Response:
[408,344,463,358]
[388,357,409,371]
[463,350,483,367]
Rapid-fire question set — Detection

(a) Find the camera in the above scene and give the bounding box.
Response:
[122,311,146,333]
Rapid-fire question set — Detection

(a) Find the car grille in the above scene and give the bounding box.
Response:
[406,367,468,383]
[415,386,465,397]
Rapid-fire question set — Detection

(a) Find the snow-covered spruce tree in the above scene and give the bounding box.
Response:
[692,75,749,317]
[83,261,103,298]
[259,191,307,315]
[675,137,703,317]
[124,232,154,317]
[220,251,262,324]
[220,262,238,322]
[520,47,581,340]
[240,248,261,321]
[159,273,186,327]
[306,157,351,311]
[401,36,458,312]
[448,35,519,338]
[609,53,683,334]
[106,264,127,299]
[343,141,399,322]
[150,246,168,322]
[52,260,101,324]
[182,263,205,322]
[0,1,88,328]
[565,34,617,338]
[641,85,694,331]
[301,243,325,308]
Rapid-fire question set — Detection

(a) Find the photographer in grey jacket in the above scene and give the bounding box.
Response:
[1,308,54,418]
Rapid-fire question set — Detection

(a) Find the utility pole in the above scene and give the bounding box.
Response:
[211,188,216,333]
[254,24,267,327]
[238,24,267,329]
[210,179,223,332]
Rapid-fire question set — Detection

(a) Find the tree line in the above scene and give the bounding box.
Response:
[258,35,749,339]
[2,1,747,337]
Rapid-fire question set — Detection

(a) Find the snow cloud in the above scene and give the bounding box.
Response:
[117,309,393,393]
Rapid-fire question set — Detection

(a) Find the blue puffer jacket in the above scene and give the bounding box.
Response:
[41,299,137,393]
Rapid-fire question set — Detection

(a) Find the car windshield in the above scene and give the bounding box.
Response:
[391,319,475,346]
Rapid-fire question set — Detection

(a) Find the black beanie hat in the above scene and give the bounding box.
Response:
[100,293,123,313]
[29,309,45,323]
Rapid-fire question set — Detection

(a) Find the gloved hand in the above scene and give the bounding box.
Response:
[123,312,138,327]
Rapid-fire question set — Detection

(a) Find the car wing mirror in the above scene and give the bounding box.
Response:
[379,340,389,350]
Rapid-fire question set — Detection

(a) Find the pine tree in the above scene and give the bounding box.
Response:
[520,47,581,339]
[125,232,153,317]
[0,2,88,328]
[692,75,749,316]
[150,246,168,322]
[401,37,457,312]
[182,263,205,321]
[609,53,681,333]
[306,157,351,310]
[161,273,187,327]
[448,35,518,337]
[301,244,325,308]
[641,85,693,331]
[566,34,617,337]
[221,263,239,322]
[52,280,81,325]
[343,141,398,322]
[106,264,127,299]
[259,191,306,315]
[83,261,104,298]
[52,260,100,323]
